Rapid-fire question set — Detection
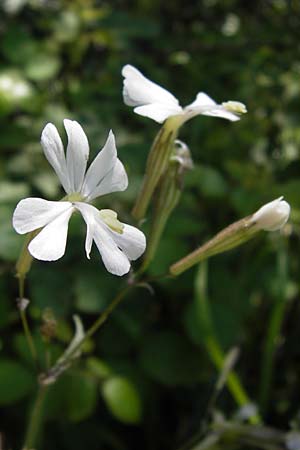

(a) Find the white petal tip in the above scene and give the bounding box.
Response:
[251,197,291,231]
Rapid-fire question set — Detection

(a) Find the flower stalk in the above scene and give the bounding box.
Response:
[170,197,290,276]
[16,230,39,365]
[170,216,256,276]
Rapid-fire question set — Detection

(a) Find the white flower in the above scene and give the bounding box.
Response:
[13,120,146,276]
[122,64,247,124]
[250,197,290,231]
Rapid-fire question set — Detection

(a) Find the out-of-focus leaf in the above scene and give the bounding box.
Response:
[0,205,23,260]
[24,53,61,82]
[45,372,98,422]
[0,359,35,405]
[0,181,29,202]
[187,164,228,198]
[65,372,98,422]
[101,376,142,424]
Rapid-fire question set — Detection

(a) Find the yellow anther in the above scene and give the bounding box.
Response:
[99,209,124,234]
[222,101,247,114]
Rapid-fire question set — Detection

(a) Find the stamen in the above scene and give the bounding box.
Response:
[222,101,247,114]
[99,209,124,234]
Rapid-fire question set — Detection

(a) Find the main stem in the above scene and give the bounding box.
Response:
[23,385,48,450]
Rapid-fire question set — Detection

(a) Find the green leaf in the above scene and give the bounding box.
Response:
[45,372,98,422]
[0,205,23,261]
[101,376,142,424]
[65,373,98,422]
[24,53,61,82]
[0,360,35,405]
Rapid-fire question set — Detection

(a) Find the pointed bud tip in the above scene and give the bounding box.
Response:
[251,197,291,231]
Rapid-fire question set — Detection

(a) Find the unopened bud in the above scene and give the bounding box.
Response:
[16,297,30,312]
[250,197,290,231]
[140,142,193,271]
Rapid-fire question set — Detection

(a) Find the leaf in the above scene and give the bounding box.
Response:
[101,376,142,424]
[45,372,98,422]
[65,373,98,422]
[0,360,35,405]
[24,53,61,82]
[0,205,23,261]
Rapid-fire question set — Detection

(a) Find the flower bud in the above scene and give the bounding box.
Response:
[250,197,290,231]
[140,141,193,271]
[170,197,290,276]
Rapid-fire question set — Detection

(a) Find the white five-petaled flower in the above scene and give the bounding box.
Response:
[250,197,290,231]
[13,119,146,276]
[122,64,247,124]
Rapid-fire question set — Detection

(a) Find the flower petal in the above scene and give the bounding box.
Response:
[185,92,240,122]
[81,130,117,199]
[64,119,89,192]
[134,103,182,124]
[74,202,95,259]
[28,207,74,261]
[105,223,146,260]
[13,198,73,234]
[186,92,217,109]
[122,64,180,108]
[76,203,130,276]
[41,123,71,193]
[93,225,131,276]
[87,159,128,201]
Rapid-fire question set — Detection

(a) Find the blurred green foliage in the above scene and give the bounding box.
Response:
[1,0,300,449]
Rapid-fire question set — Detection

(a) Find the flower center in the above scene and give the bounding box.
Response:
[99,209,124,234]
[63,193,85,202]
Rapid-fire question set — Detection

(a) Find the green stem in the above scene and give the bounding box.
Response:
[205,337,254,413]
[83,285,132,342]
[132,117,181,220]
[18,276,38,366]
[170,217,257,276]
[195,263,261,424]
[16,232,38,365]
[259,238,288,414]
[41,284,136,384]
[23,384,49,450]
[20,308,38,364]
